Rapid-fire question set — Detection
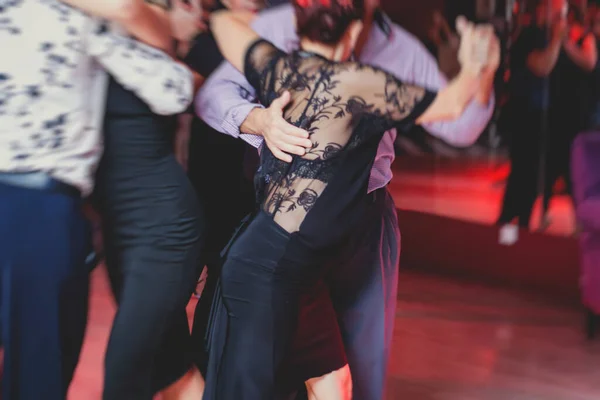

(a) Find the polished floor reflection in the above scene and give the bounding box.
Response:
[389,156,575,237]
[68,267,600,399]
[389,272,600,399]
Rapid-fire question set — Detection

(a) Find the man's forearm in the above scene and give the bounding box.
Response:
[240,108,267,136]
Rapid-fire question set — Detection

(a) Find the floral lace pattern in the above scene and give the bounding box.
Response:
[244,39,436,233]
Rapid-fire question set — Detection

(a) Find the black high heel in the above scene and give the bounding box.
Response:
[585,308,599,340]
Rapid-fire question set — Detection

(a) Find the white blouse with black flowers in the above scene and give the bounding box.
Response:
[0,0,193,195]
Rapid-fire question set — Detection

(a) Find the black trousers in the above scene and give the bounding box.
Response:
[498,108,544,227]
[498,106,578,227]
[0,178,92,400]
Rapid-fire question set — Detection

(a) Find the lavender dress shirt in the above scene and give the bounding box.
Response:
[196,5,494,193]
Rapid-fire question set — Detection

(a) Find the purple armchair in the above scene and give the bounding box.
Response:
[571,132,600,339]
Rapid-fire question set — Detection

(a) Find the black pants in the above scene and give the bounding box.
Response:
[498,108,543,227]
[0,178,92,400]
[498,108,577,228]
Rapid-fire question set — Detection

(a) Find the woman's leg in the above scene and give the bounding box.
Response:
[160,366,205,400]
[102,240,201,400]
[306,365,352,400]
[210,255,295,399]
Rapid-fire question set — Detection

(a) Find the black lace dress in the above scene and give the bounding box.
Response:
[203,39,437,400]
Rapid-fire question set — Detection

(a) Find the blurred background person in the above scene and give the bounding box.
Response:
[584,1,600,128]
[496,0,584,240]
[539,1,596,230]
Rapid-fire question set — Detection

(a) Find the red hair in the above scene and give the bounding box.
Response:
[293,0,364,45]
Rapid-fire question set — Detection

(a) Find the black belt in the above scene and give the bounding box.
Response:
[0,171,81,198]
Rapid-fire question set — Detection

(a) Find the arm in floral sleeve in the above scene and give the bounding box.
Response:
[88,23,193,115]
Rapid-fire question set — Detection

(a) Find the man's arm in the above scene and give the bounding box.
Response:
[88,23,193,115]
[195,5,311,161]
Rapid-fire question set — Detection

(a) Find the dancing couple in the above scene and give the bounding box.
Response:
[191,0,499,398]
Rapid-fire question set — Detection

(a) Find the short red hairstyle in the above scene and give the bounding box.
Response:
[293,0,365,45]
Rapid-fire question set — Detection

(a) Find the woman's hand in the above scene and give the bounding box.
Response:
[456,16,495,76]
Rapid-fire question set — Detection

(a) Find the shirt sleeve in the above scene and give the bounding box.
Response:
[195,6,294,148]
[87,22,193,115]
[384,27,494,147]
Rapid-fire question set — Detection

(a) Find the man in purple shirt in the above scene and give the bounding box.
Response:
[195,2,497,398]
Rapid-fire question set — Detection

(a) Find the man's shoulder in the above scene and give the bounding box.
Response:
[376,15,432,57]
[383,17,436,61]
[252,4,296,46]
[256,3,294,23]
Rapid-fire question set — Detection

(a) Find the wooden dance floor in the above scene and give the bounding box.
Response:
[68,267,600,399]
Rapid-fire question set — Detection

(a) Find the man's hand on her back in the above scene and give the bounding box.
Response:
[242,91,312,163]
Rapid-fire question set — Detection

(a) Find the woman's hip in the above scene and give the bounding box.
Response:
[221,212,330,302]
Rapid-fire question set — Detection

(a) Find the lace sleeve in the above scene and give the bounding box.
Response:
[243,39,286,105]
[351,64,437,131]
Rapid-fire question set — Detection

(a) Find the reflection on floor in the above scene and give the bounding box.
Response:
[389,272,600,399]
[68,267,600,399]
[389,156,575,237]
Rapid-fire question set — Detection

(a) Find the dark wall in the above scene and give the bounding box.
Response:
[381,0,485,40]
[382,0,445,39]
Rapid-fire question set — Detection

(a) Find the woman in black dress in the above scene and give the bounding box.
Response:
[96,30,205,400]
[202,1,494,398]
[61,1,206,398]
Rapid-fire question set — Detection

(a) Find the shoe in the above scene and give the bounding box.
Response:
[499,224,519,246]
